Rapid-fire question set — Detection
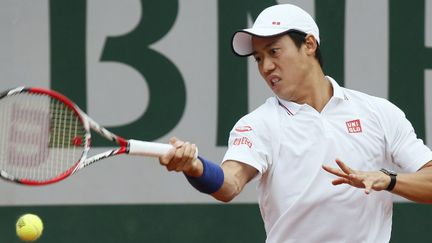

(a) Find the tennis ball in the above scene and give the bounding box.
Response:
[16,214,43,242]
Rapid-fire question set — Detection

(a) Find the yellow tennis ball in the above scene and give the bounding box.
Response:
[16,214,43,242]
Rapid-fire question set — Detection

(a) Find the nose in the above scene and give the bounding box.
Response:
[261,57,275,74]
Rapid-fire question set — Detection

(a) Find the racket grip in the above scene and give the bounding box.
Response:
[128,139,199,158]
[128,140,173,157]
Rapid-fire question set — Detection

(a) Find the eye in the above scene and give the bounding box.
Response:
[270,48,280,55]
[253,55,261,63]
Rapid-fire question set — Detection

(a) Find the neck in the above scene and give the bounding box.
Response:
[293,71,333,113]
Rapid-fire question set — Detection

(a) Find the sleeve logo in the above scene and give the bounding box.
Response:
[233,137,253,148]
[235,125,253,132]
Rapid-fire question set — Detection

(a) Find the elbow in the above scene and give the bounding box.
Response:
[417,193,432,204]
[212,183,242,203]
[215,195,235,203]
[411,197,432,204]
[212,191,237,203]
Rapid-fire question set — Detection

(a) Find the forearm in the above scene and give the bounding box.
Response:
[185,159,257,203]
[160,139,255,200]
[392,167,432,203]
[211,167,248,202]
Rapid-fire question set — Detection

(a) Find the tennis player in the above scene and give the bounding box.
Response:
[159,4,432,243]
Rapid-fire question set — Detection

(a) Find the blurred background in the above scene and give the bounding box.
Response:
[1,0,432,242]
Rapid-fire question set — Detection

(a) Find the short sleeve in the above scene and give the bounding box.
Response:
[222,118,271,175]
[376,98,432,172]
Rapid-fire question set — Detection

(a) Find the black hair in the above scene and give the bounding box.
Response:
[287,31,323,68]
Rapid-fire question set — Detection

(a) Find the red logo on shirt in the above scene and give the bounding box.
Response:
[233,137,253,148]
[345,119,362,133]
[235,125,253,132]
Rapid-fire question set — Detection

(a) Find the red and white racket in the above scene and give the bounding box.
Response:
[0,86,195,185]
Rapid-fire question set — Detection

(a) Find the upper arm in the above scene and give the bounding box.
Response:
[222,160,259,185]
[419,160,432,171]
[211,160,258,202]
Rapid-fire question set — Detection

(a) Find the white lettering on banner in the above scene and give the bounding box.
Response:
[0,0,50,88]
[87,0,148,126]
[345,0,388,98]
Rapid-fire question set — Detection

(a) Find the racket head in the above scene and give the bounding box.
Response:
[0,87,91,185]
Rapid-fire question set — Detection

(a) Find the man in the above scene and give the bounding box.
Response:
[159,4,432,243]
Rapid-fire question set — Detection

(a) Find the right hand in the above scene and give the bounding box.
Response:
[159,137,203,177]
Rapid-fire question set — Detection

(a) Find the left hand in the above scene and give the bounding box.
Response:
[322,159,391,194]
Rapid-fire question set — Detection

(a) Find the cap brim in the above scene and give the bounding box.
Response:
[231,28,291,56]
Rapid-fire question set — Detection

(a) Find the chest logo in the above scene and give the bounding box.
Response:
[345,119,362,133]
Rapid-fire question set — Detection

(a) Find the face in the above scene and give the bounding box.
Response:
[251,34,311,101]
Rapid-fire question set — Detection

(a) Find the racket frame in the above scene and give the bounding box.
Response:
[0,87,173,185]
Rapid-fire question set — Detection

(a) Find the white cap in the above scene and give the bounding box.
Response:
[232,4,320,56]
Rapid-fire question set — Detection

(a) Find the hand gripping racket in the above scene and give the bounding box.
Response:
[0,87,195,185]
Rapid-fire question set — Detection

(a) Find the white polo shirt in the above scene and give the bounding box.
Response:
[222,77,432,243]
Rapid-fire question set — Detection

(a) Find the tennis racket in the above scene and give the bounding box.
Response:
[0,86,195,185]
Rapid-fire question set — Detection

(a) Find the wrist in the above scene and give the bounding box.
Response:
[184,158,204,177]
[184,156,224,194]
[380,168,397,191]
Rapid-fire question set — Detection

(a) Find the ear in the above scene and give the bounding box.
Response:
[304,34,318,56]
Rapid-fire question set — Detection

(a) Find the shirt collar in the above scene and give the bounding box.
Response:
[327,76,346,100]
[276,76,346,115]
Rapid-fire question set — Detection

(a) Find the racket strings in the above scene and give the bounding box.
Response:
[0,93,86,182]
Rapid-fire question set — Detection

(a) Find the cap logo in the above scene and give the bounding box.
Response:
[272,21,281,25]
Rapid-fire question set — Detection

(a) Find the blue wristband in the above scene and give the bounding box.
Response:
[185,156,224,194]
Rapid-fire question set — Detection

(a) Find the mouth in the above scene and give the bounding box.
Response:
[267,75,281,87]
[270,78,281,86]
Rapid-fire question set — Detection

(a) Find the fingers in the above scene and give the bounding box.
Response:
[169,137,185,149]
[159,146,176,166]
[332,178,351,185]
[363,179,373,194]
[335,158,355,175]
[159,137,198,174]
[349,174,375,194]
[324,160,383,194]
[168,137,179,145]
[322,165,350,179]
[159,137,185,166]
[169,142,194,172]
[323,159,369,193]
[179,144,199,173]
[322,159,356,178]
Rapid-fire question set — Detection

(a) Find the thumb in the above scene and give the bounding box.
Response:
[169,137,178,145]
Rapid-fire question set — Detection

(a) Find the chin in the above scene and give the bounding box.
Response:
[276,92,293,101]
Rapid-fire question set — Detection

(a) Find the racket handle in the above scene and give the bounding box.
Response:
[128,139,199,158]
[128,140,173,157]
